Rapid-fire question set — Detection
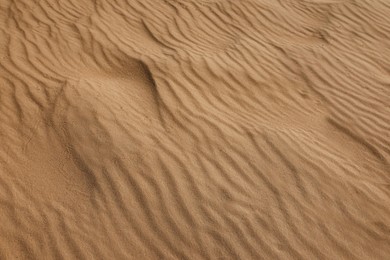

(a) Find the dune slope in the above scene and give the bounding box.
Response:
[0,0,389,259]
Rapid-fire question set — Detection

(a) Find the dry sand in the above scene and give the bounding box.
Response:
[0,0,389,259]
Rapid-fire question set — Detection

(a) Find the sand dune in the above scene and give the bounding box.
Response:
[0,0,389,259]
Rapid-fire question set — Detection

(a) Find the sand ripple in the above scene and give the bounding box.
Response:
[0,0,389,259]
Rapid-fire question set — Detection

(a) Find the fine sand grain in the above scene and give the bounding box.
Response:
[0,0,389,259]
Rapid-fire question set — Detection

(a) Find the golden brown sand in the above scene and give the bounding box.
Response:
[0,0,389,259]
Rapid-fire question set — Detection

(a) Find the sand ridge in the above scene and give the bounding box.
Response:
[0,0,389,259]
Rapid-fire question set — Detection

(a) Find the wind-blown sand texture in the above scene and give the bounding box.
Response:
[0,0,389,259]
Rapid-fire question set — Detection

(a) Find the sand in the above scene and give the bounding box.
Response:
[0,0,389,259]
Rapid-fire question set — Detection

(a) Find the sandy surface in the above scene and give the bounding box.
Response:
[0,0,389,259]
